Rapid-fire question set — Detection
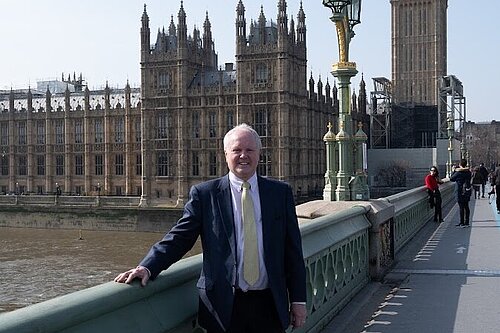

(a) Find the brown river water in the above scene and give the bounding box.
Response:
[0,227,201,313]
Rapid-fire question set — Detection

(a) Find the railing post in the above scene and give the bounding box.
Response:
[366,200,395,280]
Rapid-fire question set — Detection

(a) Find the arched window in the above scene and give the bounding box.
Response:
[255,63,268,84]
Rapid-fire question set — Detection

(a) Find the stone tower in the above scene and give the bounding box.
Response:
[137,1,330,206]
[235,0,308,182]
[391,0,448,106]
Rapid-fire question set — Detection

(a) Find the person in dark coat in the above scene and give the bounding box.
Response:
[114,124,307,333]
[492,163,500,214]
[478,163,489,198]
[471,166,484,199]
[450,159,472,227]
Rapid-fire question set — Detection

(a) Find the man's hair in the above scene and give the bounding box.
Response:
[223,123,262,151]
[459,159,467,168]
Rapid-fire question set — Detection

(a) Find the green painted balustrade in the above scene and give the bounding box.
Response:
[0,185,448,333]
[384,181,454,253]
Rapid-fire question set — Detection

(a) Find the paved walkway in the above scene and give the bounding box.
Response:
[322,188,500,333]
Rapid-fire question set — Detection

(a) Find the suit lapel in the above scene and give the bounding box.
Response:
[216,175,236,258]
[258,177,274,246]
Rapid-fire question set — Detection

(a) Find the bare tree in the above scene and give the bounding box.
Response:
[375,160,410,187]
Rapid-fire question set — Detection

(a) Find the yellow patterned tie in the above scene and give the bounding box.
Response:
[241,181,259,285]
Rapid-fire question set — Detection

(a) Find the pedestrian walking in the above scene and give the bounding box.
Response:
[450,159,472,228]
[425,166,443,222]
[478,163,489,198]
[492,163,500,214]
[471,166,484,199]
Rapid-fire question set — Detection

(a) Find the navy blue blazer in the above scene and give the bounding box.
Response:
[140,174,307,331]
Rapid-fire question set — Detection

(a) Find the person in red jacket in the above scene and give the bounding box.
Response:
[425,166,444,222]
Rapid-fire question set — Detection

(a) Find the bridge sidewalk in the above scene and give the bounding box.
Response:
[321,190,500,333]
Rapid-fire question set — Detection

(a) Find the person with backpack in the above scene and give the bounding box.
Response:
[450,159,472,228]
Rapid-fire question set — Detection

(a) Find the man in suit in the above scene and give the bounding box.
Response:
[115,124,307,333]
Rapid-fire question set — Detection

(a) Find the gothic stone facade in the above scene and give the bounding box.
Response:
[1,1,349,205]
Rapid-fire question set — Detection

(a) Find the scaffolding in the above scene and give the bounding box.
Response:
[369,77,392,148]
[438,75,466,140]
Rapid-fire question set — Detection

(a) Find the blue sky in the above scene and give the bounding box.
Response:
[0,0,498,122]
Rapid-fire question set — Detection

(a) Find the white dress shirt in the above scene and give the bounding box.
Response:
[228,171,269,291]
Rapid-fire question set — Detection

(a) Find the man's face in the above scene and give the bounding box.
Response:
[224,129,260,181]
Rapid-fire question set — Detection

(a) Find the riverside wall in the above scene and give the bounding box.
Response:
[0,205,183,233]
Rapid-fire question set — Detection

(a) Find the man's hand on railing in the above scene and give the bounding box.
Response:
[114,266,150,287]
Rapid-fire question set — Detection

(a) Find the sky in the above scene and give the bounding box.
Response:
[0,0,498,123]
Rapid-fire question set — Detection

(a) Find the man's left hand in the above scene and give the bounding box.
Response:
[290,303,307,329]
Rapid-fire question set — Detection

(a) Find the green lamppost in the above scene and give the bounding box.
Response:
[446,113,454,177]
[322,0,367,201]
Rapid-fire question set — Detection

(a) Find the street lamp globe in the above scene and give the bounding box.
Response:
[322,0,350,20]
[347,0,362,29]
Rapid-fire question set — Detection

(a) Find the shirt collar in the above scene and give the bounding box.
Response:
[228,171,258,192]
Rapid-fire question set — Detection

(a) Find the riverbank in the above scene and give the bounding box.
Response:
[0,205,183,232]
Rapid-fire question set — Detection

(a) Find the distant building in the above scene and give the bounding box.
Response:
[463,121,500,170]
[0,1,370,204]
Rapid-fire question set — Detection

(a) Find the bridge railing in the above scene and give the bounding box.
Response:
[0,184,454,333]
[384,181,454,253]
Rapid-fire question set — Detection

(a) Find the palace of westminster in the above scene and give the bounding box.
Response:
[0,1,372,205]
[2,0,470,205]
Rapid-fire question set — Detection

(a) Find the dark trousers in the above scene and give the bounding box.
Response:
[207,289,284,333]
[433,192,442,222]
[496,185,500,211]
[473,185,480,199]
[458,201,470,225]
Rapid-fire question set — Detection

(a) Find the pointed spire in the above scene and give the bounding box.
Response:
[360,73,366,90]
[258,5,266,25]
[325,78,331,100]
[297,1,306,44]
[203,10,212,42]
[141,3,151,58]
[141,4,149,26]
[277,0,288,37]
[178,0,187,46]
[169,15,176,35]
[358,73,367,114]
[289,17,296,43]
[258,5,266,44]
[351,88,358,113]
[309,72,315,98]
[237,0,245,13]
[317,75,323,101]
[178,0,186,21]
[204,11,211,30]
[236,0,246,48]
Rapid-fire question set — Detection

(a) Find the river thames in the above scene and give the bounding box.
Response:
[0,227,201,313]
